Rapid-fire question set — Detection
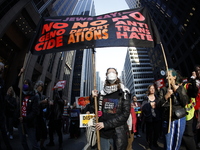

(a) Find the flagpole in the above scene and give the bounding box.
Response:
[92,48,101,150]
[160,42,171,133]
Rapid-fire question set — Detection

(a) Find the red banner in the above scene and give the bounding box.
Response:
[30,7,160,55]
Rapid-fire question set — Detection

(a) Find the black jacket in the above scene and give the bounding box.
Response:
[90,88,131,150]
[142,96,161,122]
[158,86,188,121]
[13,76,39,128]
[47,96,64,121]
[5,95,17,117]
[0,77,5,121]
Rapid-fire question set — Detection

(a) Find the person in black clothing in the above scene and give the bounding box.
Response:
[69,102,81,139]
[46,89,64,150]
[91,68,131,150]
[13,68,40,150]
[142,84,161,149]
[5,86,17,140]
[0,62,13,150]
[35,81,48,150]
[158,68,188,150]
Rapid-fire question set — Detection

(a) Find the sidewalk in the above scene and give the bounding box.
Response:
[0,128,87,150]
[0,127,190,150]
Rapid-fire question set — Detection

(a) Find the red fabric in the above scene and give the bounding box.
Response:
[21,96,30,117]
[194,93,200,110]
[130,107,137,132]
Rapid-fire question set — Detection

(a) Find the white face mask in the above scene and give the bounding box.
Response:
[107,72,117,84]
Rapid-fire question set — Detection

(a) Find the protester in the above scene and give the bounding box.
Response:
[5,86,17,140]
[191,65,200,148]
[181,69,198,150]
[126,106,137,150]
[91,68,131,150]
[12,68,40,150]
[131,95,142,138]
[0,62,13,150]
[62,100,70,134]
[158,68,188,150]
[142,84,161,149]
[46,89,64,150]
[82,100,96,150]
[35,81,48,150]
[69,102,81,139]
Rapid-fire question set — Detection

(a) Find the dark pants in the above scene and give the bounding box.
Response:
[62,115,69,133]
[0,115,12,150]
[193,113,200,146]
[48,119,63,146]
[69,120,80,138]
[145,121,161,147]
[182,118,197,150]
[6,116,14,136]
[18,123,40,150]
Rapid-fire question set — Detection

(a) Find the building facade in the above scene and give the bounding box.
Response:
[123,47,154,101]
[69,0,96,104]
[0,0,97,104]
[0,0,58,98]
[126,0,200,79]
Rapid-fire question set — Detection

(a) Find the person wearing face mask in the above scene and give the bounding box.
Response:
[91,68,131,150]
[12,68,40,150]
[0,62,13,150]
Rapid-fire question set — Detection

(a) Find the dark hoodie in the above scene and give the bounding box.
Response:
[12,76,39,127]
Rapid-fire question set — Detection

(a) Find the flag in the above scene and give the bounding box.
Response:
[53,80,66,89]
[30,7,160,55]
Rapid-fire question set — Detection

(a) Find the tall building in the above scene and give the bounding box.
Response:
[0,0,96,104]
[126,0,200,79]
[67,0,96,104]
[123,47,154,101]
[0,0,58,97]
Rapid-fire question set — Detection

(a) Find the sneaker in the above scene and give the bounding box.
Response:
[9,135,13,140]
[137,134,141,138]
[46,142,55,147]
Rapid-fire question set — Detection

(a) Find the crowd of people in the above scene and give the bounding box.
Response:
[0,65,82,150]
[1,62,200,150]
[85,65,200,150]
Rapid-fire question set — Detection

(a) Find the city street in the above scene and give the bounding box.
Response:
[0,127,189,150]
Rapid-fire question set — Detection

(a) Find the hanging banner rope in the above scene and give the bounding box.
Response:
[30,7,160,55]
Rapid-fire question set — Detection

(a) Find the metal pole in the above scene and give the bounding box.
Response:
[160,42,171,133]
[92,48,101,150]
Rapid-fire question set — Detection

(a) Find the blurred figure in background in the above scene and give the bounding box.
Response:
[62,100,70,134]
[5,86,17,140]
[69,102,81,139]
[142,84,161,149]
[13,68,40,150]
[126,105,137,150]
[131,95,142,138]
[35,81,48,150]
[0,62,13,150]
[46,89,64,150]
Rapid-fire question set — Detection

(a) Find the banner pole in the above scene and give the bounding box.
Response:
[160,42,171,133]
[92,48,101,150]
[19,51,31,134]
